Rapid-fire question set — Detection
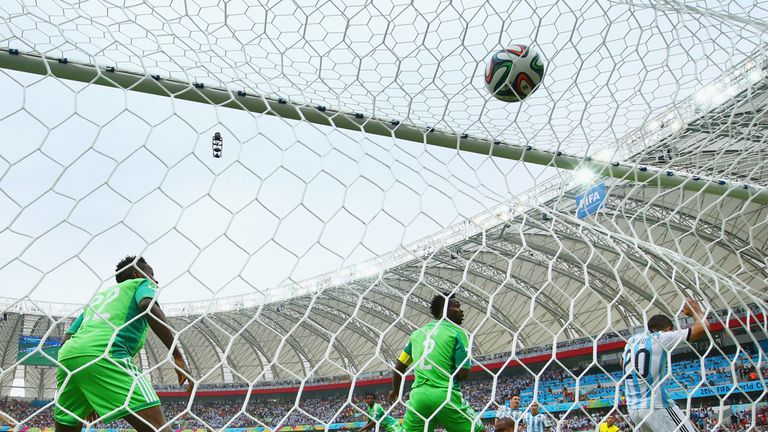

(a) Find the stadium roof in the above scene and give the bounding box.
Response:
[2,48,767,397]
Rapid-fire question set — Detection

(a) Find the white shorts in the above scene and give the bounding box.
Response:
[628,406,698,432]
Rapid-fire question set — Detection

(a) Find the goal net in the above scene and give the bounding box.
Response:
[0,1,767,431]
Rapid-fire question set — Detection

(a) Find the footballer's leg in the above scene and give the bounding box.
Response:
[403,387,437,432]
[389,420,406,432]
[629,407,698,432]
[55,420,84,432]
[122,406,171,432]
[54,358,93,432]
[436,391,483,432]
[79,357,166,431]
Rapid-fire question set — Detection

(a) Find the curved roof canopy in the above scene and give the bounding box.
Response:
[1,47,767,398]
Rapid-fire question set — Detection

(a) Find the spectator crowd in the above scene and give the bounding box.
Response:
[3,303,765,431]
[3,361,768,432]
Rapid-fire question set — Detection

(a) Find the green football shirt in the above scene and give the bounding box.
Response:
[368,403,398,429]
[398,320,471,390]
[59,278,157,361]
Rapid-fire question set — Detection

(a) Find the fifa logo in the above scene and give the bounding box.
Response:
[576,190,603,211]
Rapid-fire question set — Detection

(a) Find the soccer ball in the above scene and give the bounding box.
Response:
[484,45,545,102]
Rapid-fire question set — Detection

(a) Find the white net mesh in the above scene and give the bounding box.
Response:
[1,1,767,431]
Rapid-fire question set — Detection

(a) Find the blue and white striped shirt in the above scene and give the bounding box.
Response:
[522,412,549,432]
[496,406,522,420]
[622,328,690,409]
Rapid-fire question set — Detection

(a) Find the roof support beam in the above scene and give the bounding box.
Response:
[215,313,282,381]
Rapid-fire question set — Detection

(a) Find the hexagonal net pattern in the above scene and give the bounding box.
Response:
[0,1,767,432]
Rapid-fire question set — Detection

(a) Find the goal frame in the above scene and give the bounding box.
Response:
[1,48,764,204]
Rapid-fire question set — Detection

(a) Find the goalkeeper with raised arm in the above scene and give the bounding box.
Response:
[390,292,483,432]
[54,256,192,432]
[360,393,404,432]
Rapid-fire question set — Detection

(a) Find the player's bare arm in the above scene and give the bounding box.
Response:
[390,359,408,402]
[683,299,711,342]
[359,418,376,432]
[139,297,193,392]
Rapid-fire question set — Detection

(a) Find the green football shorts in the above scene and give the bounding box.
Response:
[403,386,484,432]
[384,419,406,432]
[54,355,160,425]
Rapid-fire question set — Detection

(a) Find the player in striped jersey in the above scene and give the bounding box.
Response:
[495,394,523,432]
[622,299,712,431]
[54,256,192,432]
[520,403,550,432]
[496,394,522,420]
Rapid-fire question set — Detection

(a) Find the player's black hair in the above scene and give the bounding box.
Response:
[365,392,376,399]
[647,314,674,332]
[509,392,520,399]
[430,292,456,319]
[115,256,148,283]
[494,417,516,429]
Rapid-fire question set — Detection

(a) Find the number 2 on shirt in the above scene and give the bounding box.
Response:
[85,286,120,321]
[417,338,435,370]
[623,345,651,379]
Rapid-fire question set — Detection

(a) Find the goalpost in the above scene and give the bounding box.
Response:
[0,48,765,204]
[1,1,767,431]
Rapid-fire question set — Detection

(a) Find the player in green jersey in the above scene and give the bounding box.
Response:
[360,393,404,432]
[390,293,483,432]
[54,256,192,432]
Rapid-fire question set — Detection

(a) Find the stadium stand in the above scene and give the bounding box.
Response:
[3,348,766,431]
